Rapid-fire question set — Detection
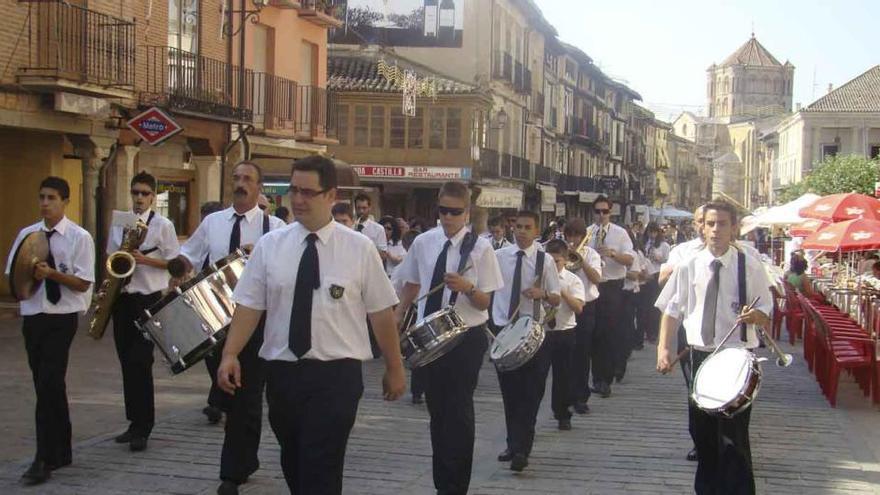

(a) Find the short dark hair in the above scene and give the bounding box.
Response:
[645,221,662,235]
[353,193,371,205]
[563,217,587,237]
[703,199,738,225]
[40,176,70,200]
[439,181,471,207]
[593,195,612,210]
[790,254,808,275]
[131,171,157,191]
[331,202,352,218]
[516,210,541,228]
[274,206,290,221]
[488,216,503,228]
[200,201,223,219]
[291,155,337,190]
[545,239,569,256]
[233,160,263,183]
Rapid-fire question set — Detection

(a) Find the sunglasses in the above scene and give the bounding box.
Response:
[438,206,465,216]
[594,209,610,215]
[130,189,153,197]
[289,186,329,199]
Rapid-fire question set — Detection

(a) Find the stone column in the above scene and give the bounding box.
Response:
[852,126,862,155]
[192,155,222,204]
[70,136,114,237]
[109,145,139,212]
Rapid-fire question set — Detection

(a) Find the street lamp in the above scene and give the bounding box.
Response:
[488,108,508,130]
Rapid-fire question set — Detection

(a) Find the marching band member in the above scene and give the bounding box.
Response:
[587,196,634,398]
[394,181,503,494]
[562,218,602,414]
[331,202,355,228]
[656,200,772,494]
[353,193,388,257]
[543,239,585,431]
[487,216,511,250]
[5,177,95,485]
[174,161,285,495]
[218,156,405,494]
[640,222,670,345]
[491,211,561,472]
[109,172,180,452]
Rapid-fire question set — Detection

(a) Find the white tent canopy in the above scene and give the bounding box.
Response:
[753,193,821,226]
[649,206,694,219]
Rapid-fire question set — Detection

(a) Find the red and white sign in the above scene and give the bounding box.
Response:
[127,107,184,146]
[352,165,471,181]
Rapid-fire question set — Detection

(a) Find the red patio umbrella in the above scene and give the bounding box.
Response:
[798,192,880,222]
[790,218,830,237]
[801,218,880,252]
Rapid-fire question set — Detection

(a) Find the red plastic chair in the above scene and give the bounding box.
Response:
[781,281,805,344]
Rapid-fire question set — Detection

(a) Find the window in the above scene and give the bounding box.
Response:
[337,105,349,145]
[430,108,445,149]
[407,108,424,148]
[168,0,198,53]
[156,180,189,235]
[870,145,880,159]
[370,106,385,147]
[390,106,405,148]
[822,144,839,160]
[353,105,368,146]
[446,108,462,149]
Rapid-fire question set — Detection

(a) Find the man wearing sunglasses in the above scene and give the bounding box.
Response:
[586,196,634,398]
[394,181,503,495]
[108,172,180,453]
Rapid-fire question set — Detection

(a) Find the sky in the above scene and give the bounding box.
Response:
[537,0,879,122]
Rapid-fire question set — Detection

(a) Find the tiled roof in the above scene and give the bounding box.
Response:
[721,36,783,68]
[327,52,478,95]
[804,65,880,112]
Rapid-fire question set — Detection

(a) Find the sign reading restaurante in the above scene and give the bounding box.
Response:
[353,165,471,181]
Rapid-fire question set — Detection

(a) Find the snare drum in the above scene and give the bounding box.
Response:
[692,347,762,418]
[490,316,545,372]
[138,251,247,374]
[400,306,469,369]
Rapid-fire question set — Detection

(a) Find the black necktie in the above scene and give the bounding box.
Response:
[508,250,525,320]
[701,259,723,346]
[229,214,245,253]
[44,230,61,304]
[424,240,452,318]
[289,233,320,358]
[356,222,365,232]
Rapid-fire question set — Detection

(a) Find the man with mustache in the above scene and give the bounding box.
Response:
[354,193,388,258]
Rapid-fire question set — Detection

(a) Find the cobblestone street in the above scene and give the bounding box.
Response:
[1,319,879,494]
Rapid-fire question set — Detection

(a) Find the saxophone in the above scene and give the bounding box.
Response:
[88,220,148,339]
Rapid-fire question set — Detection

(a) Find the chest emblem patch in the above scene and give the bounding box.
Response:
[329,284,345,299]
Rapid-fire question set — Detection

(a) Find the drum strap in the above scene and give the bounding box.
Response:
[532,250,545,319]
[737,248,747,342]
[140,211,159,256]
[448,231,477,307]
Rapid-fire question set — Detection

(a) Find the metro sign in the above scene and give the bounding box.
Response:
[127,107,183,146]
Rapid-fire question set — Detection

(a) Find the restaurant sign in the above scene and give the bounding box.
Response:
[352,165,471,181]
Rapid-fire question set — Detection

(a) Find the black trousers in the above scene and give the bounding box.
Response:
[593,279,624,386]
[22,312,78,466]
[621,289,639,367]
[204,350,229,410]
[265,358,362,495]
[639,274,662,343]
[690,350,755,495]
[113,291,162,438]
[678,325,696,445]
[423,326,488,495]
[546,329,575,420]
[219,324,265,483]
[497,341,551,457]
[571,301,596,404]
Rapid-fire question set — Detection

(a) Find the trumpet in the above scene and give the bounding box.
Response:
[565,234,590,272]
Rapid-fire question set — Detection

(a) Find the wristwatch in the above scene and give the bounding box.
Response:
[465,285,477,296]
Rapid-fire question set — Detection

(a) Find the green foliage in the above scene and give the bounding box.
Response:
[777,154,880,203]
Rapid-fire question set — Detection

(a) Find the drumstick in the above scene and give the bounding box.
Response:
[413,263,474,304]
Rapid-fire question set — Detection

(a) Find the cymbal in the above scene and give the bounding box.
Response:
[9,231,49,301]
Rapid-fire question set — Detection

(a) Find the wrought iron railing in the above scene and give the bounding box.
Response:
[479,148,499,178]
[492,50,513,82]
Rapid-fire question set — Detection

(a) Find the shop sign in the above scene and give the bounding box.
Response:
[579,192,600,204]
[127,107,183,146]
[476,187,522,209]
[538,185,556,212]
[352,165,471,181]
[555,202,566,216]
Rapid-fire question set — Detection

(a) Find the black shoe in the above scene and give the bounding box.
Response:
[633,343,644,351]
[114,431,133,444]
[510,453,528,472]
[203,406,222,424]
[20,460,50,486]
[46,458,71,471]
[411,394,424,405]
[614,374,624,384]
[686,447,698,462]
[558,419,572,431]
[497,449,513,462]
[130,437,148,452]
[573,402,590,414]
[217,480,240,495]
[600,386,612,398]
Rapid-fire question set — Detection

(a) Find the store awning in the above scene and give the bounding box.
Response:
[538,184,557,212]
[476,186,523,209]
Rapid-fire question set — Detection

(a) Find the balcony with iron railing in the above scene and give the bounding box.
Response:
[492,50,513,82]
[479,148,500,178]
[17,0,136,98]
[535,164,559,185]
[252,73,338,141]
[298,0,345,28]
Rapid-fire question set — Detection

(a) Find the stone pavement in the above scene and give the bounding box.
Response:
[1,320,880,494]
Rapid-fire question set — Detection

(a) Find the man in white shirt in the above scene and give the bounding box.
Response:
[394,181,503,494]
[640,222,670,345]
[5,177,95,485]
[562,218,602,414]
[331,202,354,228]
[174,161,285,495]
[108,172,180,452]
[218,156,404,494]
[488,216,511,250]
[544,240,585,431]
[491,211,561,472]
[656,201,772,495]
[586,196,634,397]
[354,193,388,257]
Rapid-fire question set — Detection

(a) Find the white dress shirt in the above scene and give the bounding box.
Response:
[233,220,398,362]
[552,268,585,331]
[661,237,704,275]
[643,239,671,275]
[655,246,773,351]
[385,241,407,277]
[586,222,634,281]
[489,236,511,250]
[623,251,643,293]
[572,245,602,302]
[491,242,561,328]
[356,218,388,252]
[107,209,180,295]
[396,226,503,328]
[180,204,286,268]
[5,216,95,315]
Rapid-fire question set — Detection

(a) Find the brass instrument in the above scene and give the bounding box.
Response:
[565,232,590,272]
[8,231,49,301]
[88,220,148,339]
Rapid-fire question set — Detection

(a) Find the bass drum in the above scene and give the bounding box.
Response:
[138,251,247,374]
[692,347,762,418]
[490,316,545,372]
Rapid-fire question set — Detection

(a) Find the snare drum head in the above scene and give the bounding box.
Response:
[490,317,534,359]
[693,348,754,410]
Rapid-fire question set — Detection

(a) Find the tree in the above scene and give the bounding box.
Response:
[778,154,880,203]
[346,6,383,28]
[387,7,424,30]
